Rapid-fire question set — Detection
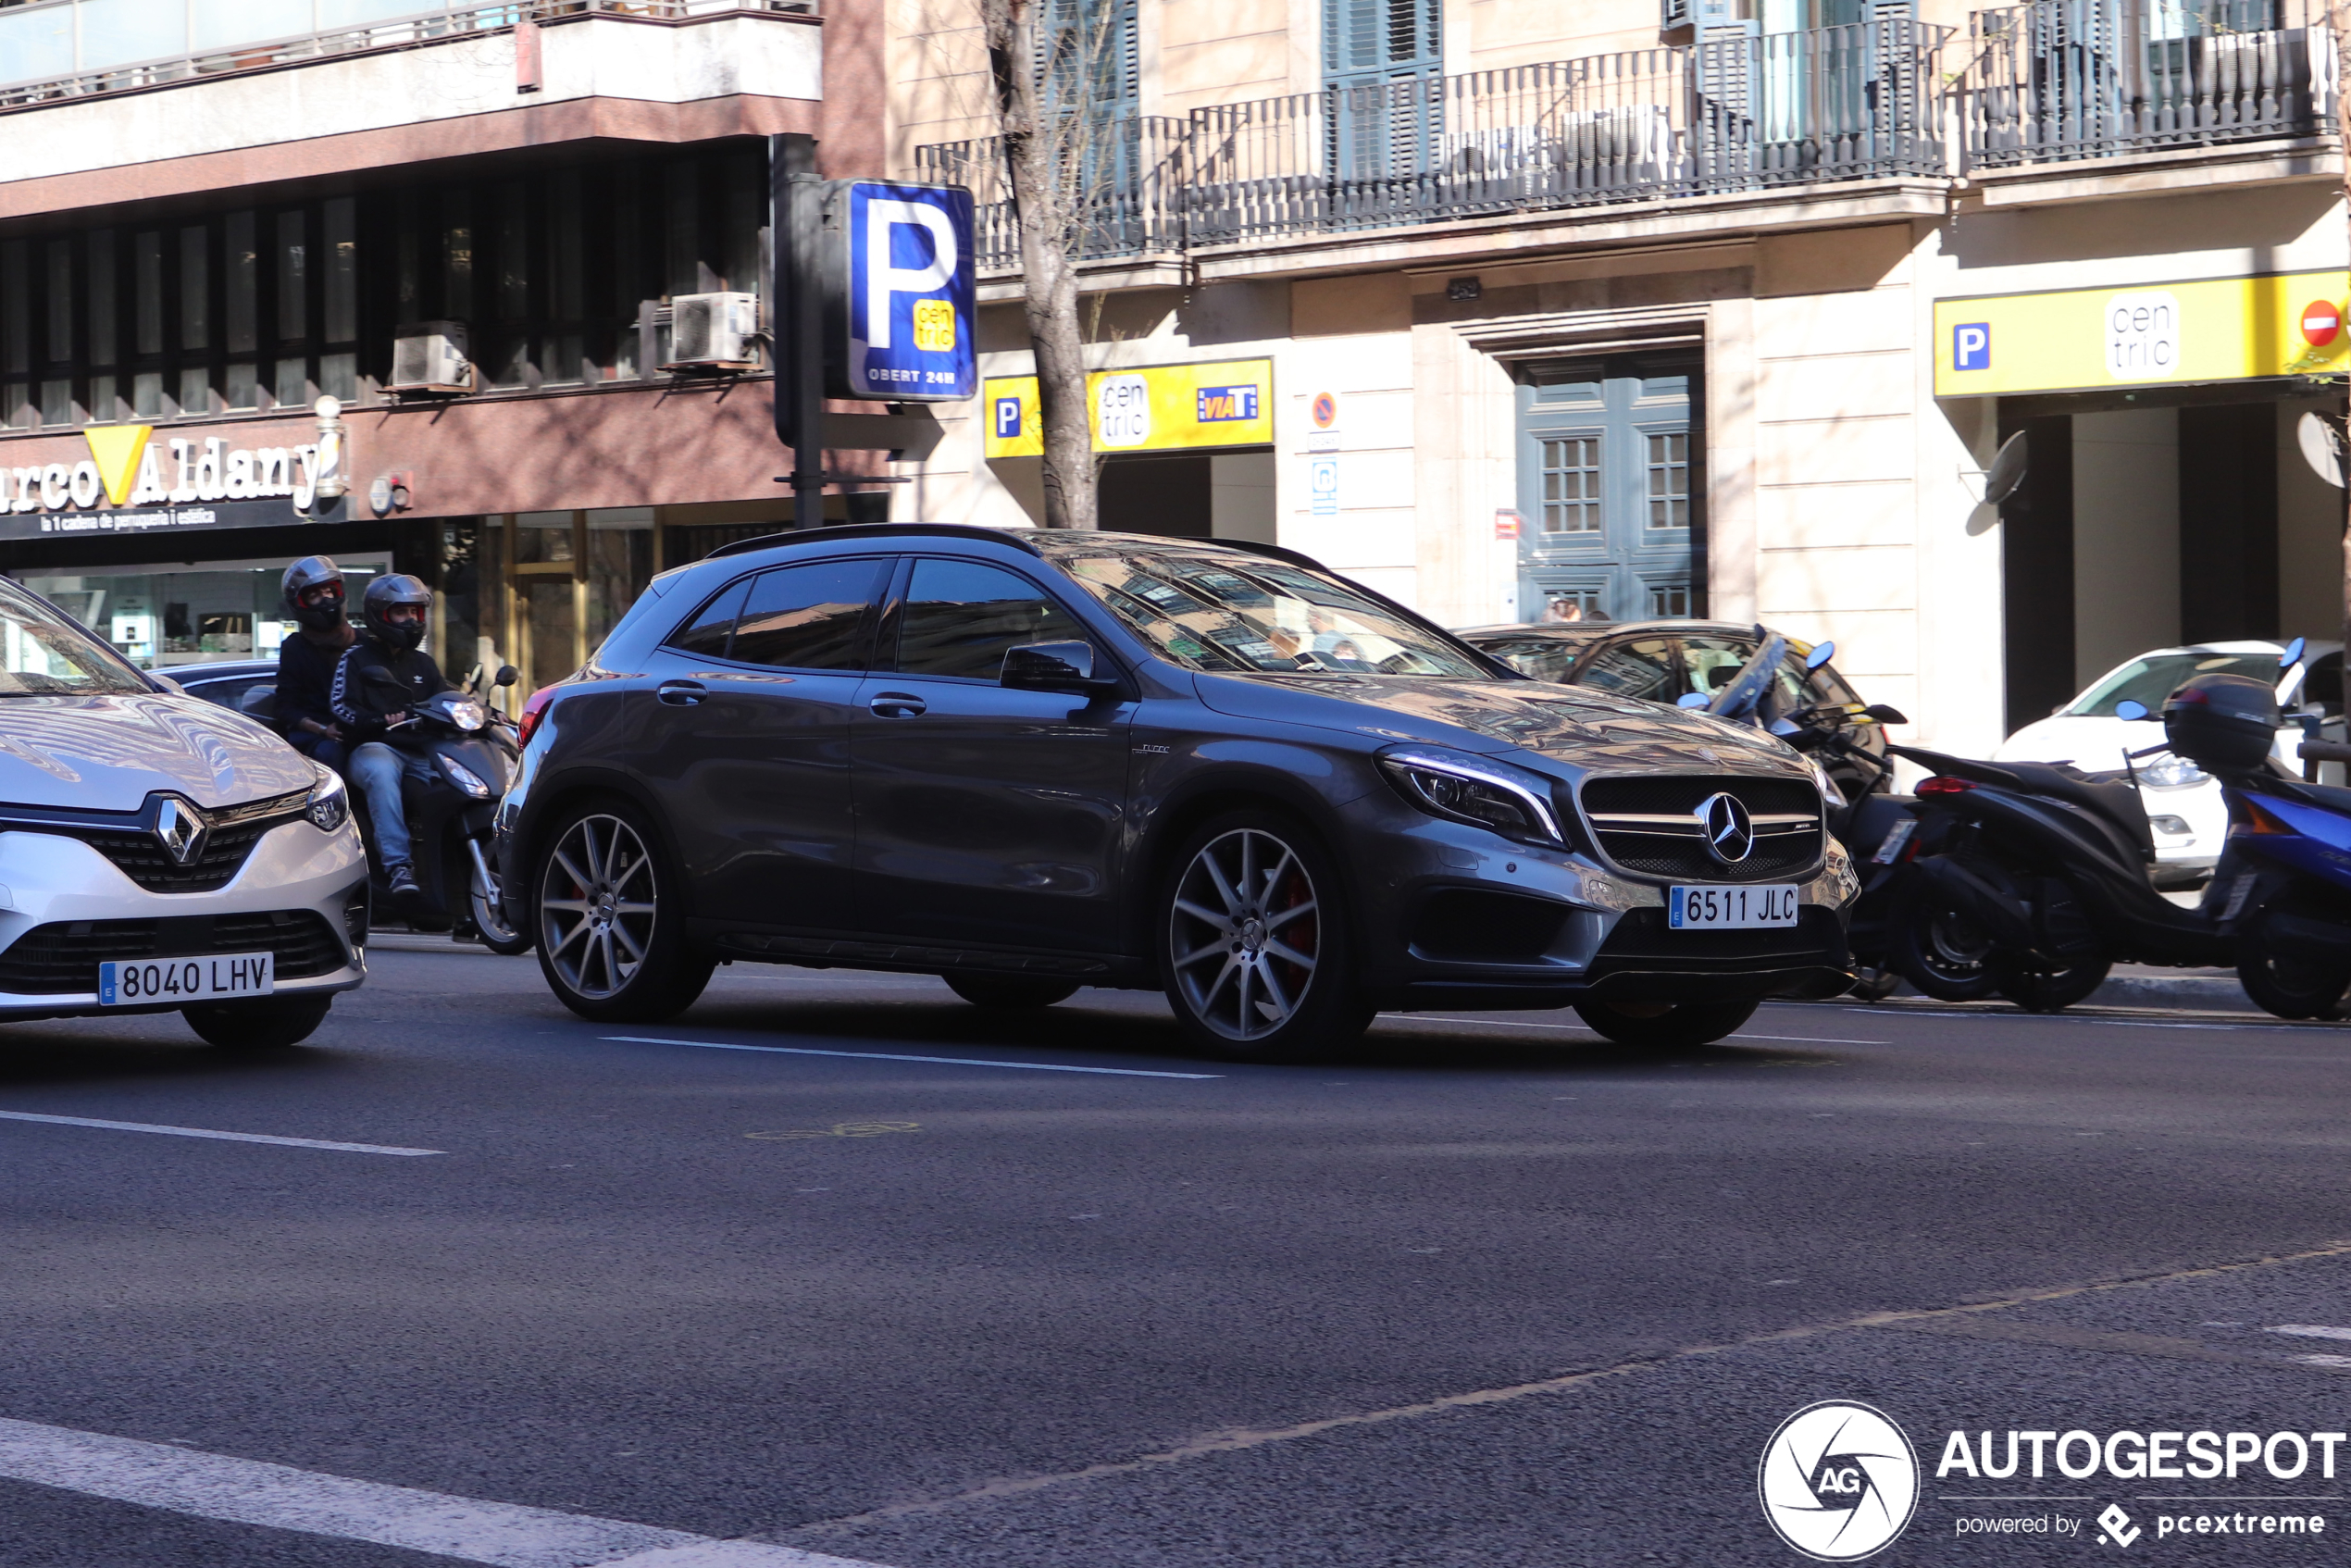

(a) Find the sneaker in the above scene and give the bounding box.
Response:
[387,862,421,900]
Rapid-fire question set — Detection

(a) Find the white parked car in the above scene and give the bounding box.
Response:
[0,579,367,1046]
[1996,640,2342,885]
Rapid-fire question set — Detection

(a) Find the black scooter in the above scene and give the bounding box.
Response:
[352,665,530,953]
[1885,739,2229,1011]
[1679,632,1920,1000]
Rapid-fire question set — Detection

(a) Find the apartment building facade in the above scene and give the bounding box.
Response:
[0,0,880,699]
[889,0,2350,753]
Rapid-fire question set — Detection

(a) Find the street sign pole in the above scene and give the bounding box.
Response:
[771,132,825,530]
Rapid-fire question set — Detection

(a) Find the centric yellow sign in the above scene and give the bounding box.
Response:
[1934,269,2351,396]
[984,357,1275,457]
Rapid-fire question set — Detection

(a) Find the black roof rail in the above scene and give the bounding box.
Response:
[1203,537,1337,574]
[704,523,1043,561]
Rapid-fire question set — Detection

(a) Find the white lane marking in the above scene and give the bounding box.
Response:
[1399,1015,1884,1046]
[603,1037,1222,1080]
[0,1415,886,1568]
[2270,1325,2351,1341]
[0,1110,442,1157]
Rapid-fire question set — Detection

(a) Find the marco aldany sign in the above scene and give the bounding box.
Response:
[0,420,348,541]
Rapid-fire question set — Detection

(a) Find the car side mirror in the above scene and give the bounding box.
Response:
[1002,641,1113,694]
[1863,703,1908,725]
[495,665,518,688]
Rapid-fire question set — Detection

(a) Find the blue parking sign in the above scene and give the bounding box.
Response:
[841,182,976,402]
[993,397,1023,440]
[1954,322,1991,371]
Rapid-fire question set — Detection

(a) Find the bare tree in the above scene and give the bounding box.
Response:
[980,0,1128,529]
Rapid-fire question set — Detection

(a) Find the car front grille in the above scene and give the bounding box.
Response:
[11,791,305,894]
[1577,774,1823,884]
[0,911,348,995]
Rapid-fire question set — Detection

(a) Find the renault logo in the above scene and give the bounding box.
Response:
[152,796,205,866]
[1698,792,1753,865]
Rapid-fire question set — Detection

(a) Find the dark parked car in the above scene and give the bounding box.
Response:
[1459,619,1889,800]
[496,527,1858,1059]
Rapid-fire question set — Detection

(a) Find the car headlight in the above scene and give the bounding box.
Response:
[1377,747,1566,846]
[2137,753,2209,790]
[448,699,488,732]
[305,763,349,832]
[438,754,493,799]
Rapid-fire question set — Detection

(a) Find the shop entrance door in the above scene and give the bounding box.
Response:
[1514,359,1696,624]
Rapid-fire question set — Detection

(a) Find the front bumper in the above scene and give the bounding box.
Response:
[0,818,369,1020]
[1341,792,1858,1013]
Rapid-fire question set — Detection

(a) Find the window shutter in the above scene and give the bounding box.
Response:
[1662,0,1692,28]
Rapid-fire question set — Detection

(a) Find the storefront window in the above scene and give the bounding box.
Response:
[588,508,654,651]
[20,557,387,670]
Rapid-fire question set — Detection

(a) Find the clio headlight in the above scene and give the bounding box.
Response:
[1377,747,1567,847]
[305,763,349,832]
[2137,753,2209,790]
[438,754,493,799]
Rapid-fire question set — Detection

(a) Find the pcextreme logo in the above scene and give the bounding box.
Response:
[4,422,340,516]
[1759,1401,1921,1561]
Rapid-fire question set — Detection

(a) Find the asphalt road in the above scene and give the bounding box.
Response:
[4,945,2351,1566]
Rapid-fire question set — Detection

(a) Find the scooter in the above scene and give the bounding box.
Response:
[2156,639,2351,1018]
[352,665,531,954]
[1679,634,1921,999]
[1882,734,2231,1011]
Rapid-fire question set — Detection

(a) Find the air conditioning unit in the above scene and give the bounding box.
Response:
[390,321,473,395]
[664,292,762,372]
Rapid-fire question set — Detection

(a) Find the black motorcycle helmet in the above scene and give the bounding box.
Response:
[280,554,345,634]
[360,574,432,653]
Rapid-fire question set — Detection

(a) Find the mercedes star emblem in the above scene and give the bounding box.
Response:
[1698,791,1754,865]
[152,796,205,866]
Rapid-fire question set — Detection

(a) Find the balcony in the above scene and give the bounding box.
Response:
[1959,0,2332,168]
[915,19,1950,273]
[0,0,810,107]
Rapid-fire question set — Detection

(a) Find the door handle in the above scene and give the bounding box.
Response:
[656,680,707,707]
[867,691,927,718]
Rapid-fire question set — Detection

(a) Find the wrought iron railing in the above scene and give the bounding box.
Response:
[914,115,1188,273]
[0,0,808,105]
[916,20,1949,269]
[1959,0,2332,167]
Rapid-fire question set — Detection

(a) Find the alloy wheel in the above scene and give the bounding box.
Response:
[539,814,658,1001]
[1168,827,1320,1042]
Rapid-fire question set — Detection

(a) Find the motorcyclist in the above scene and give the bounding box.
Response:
[331,575,452,902]
[274,556,355,771]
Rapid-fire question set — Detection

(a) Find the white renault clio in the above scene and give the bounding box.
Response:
[0,578,367,1046]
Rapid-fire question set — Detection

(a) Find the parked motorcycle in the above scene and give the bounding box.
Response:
[1680,634,1921,999]
[1882,728,2232,1010]
[2158,640,2351,1019]
[352,665,530,954]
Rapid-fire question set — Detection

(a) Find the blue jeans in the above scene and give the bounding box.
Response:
[350,741,435,868]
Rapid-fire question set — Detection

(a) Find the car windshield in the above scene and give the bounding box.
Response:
[2066,652,2283,716]
[1050,545,1491,679]
[0,582,149,696]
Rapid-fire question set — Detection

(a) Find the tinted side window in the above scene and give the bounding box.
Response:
[668,578,751,659]
[731,559,888,670]
[1575,638,1676,703]
[1677,634,1754,700]
[896,558,1079,680]
[1479,637,1580,683]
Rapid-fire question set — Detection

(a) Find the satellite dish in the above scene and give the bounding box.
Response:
[2298,411,2344,489]
[1982,430,2030,506]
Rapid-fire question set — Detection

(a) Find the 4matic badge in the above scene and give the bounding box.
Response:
[1760,1400,1921,1561]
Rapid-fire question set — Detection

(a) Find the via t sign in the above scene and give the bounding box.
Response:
[826,181,976,402]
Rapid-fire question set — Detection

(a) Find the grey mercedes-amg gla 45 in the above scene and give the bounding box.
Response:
[0,578,367,1048]
[498,526,1856,1059]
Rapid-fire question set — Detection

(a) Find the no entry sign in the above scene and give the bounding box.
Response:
[2302,300,2341,345]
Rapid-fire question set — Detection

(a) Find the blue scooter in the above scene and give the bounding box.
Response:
[2148,638,2351,1018]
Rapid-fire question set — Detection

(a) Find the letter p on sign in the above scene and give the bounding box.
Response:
[1954,323,1991,371]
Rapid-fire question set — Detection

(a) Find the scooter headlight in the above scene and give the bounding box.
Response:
[305,763,349,832]
[448,699,488,732]
[438,754,493,799]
